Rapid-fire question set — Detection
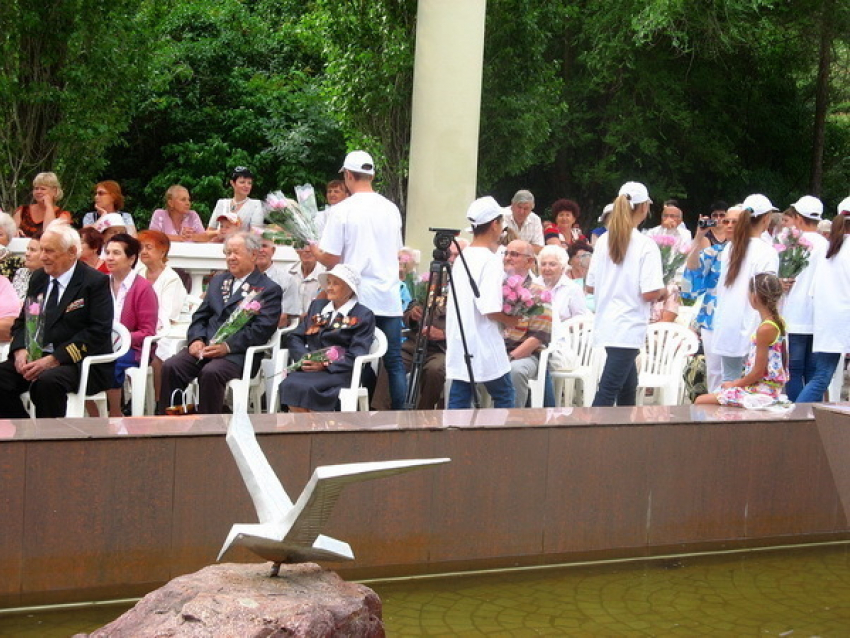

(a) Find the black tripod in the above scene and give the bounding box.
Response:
[404,229,480,410]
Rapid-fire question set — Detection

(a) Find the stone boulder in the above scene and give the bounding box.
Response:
[75,563,384,638]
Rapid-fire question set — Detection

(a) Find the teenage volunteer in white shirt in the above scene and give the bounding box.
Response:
[446,197,518,409]
[797,197,850,402]
[585,181,664,407]
[311,150,406,409]
[712,194,779,381]
[781,196,829,401]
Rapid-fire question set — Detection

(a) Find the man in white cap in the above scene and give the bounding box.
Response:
[446,197,517,408]
[780,195,829,401]
[310,150,406,409]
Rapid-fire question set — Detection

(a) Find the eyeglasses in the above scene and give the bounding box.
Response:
[95,190,109,196]
[661,214,681,220]
[711,212,726,219]
[721,219,736,225]
[505,250,533,259]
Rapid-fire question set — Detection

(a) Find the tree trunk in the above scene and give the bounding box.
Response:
[809,0,833,196]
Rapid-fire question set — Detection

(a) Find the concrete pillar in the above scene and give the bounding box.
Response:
[405,0,487,258]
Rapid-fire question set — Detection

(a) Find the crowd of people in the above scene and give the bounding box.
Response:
[0,159,848,417]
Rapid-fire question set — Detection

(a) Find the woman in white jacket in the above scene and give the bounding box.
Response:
[712,194,779,382]
[797,197,850,402]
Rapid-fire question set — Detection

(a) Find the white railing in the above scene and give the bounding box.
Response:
[8,237,298,297]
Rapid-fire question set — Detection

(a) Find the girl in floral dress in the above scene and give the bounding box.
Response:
[695,273,788,406]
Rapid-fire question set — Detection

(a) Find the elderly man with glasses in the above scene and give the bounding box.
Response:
[644,199,692,248]
[502,239,553,407]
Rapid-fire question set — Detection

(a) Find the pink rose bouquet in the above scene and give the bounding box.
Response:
[287,345,345,372]
[502,275,551,317]
[774,228,812,279]
[263,187,320,249]
[198,289,263,361]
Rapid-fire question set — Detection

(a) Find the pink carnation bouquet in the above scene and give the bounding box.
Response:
[24,294,44,361]
[287,345,345,372]
[502,275,552,317]
[198,289,263,361]
[774,228,812,279]
[652,235,690,285]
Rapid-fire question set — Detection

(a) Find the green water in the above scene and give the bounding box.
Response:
[2,544,849,636]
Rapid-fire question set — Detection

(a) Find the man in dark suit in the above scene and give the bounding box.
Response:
[158,231,282,414]
[0,222,114,418]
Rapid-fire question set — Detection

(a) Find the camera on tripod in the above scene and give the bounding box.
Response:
[429,227,460,261]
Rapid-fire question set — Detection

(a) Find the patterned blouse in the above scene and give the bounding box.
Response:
[681,242,726,331]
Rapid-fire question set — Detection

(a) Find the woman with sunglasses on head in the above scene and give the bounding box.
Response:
[682,206,742,392]
[711,195,780,385]
[204,166,264,241]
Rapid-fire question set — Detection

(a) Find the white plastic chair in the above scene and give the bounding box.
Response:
[125,323,190,417]
[550,314,601,407]
[263,317,299,414]
[636,322,699,406]
[225,328,285,414]
[339,328,387,412]
[22,322,131,418]
[827,355,847,402]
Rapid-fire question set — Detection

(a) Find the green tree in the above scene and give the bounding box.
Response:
[0,0,154,214]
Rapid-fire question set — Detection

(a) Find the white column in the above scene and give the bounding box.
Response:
[405,0,487,258]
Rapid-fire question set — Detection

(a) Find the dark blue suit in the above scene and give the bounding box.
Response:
[159,268,282,414]
[0,262,114,417]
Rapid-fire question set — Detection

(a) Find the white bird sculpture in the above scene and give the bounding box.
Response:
[218,411,450,575]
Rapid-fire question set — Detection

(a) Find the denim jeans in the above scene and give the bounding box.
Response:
[592,347,639,407]
[786,333,816,402]
[721,356,745,383]
[448,372,515,409]
[374,315,407,410]
[795,352,841,403]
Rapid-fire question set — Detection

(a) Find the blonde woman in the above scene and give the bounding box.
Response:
[585,182,664,406]
[13,172,72,237]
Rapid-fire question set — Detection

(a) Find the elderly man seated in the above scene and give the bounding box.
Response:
[644,199,692,248]
[158,231,282,414]
[0,221,114,417]
[502,239,553,407]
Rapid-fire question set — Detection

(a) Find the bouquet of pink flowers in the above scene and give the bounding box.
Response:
[652,235,690,284]
[24,295,44,360]
[502,275,552,317]
[287,345,345,372]
[774,228,813,279]
[263,187,320,249]
[198,290,263,361]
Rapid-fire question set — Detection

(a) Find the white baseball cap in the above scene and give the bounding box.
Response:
[741,194,779,217]
[618,182,652,207]
[838,196,850,216]
[790,196,823,220]
[319,263,361,296]
[339,150,375,176]
[95,213,127,233]
[216,211,240,225]
[598,203,614,222]
[466,196,502,229]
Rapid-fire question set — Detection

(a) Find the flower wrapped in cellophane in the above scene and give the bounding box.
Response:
[652,235,691,285]
[263,186,320,249]
[198,289,263,361]
[502,275,551,317]
[774,228,812,280]
[25,294,44,361]
[287,345,345,372]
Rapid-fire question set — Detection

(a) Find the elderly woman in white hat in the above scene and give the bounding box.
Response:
[279,263,376,412]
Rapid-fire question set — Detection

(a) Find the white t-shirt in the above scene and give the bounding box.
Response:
[208,198,264,230]
[712,237,779,357]
[549,275,588,322]
[319,191,403,316]
[586,230,663,349]
[446,246,511,383]
[784,230,828,334]
[813,239,850,354]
